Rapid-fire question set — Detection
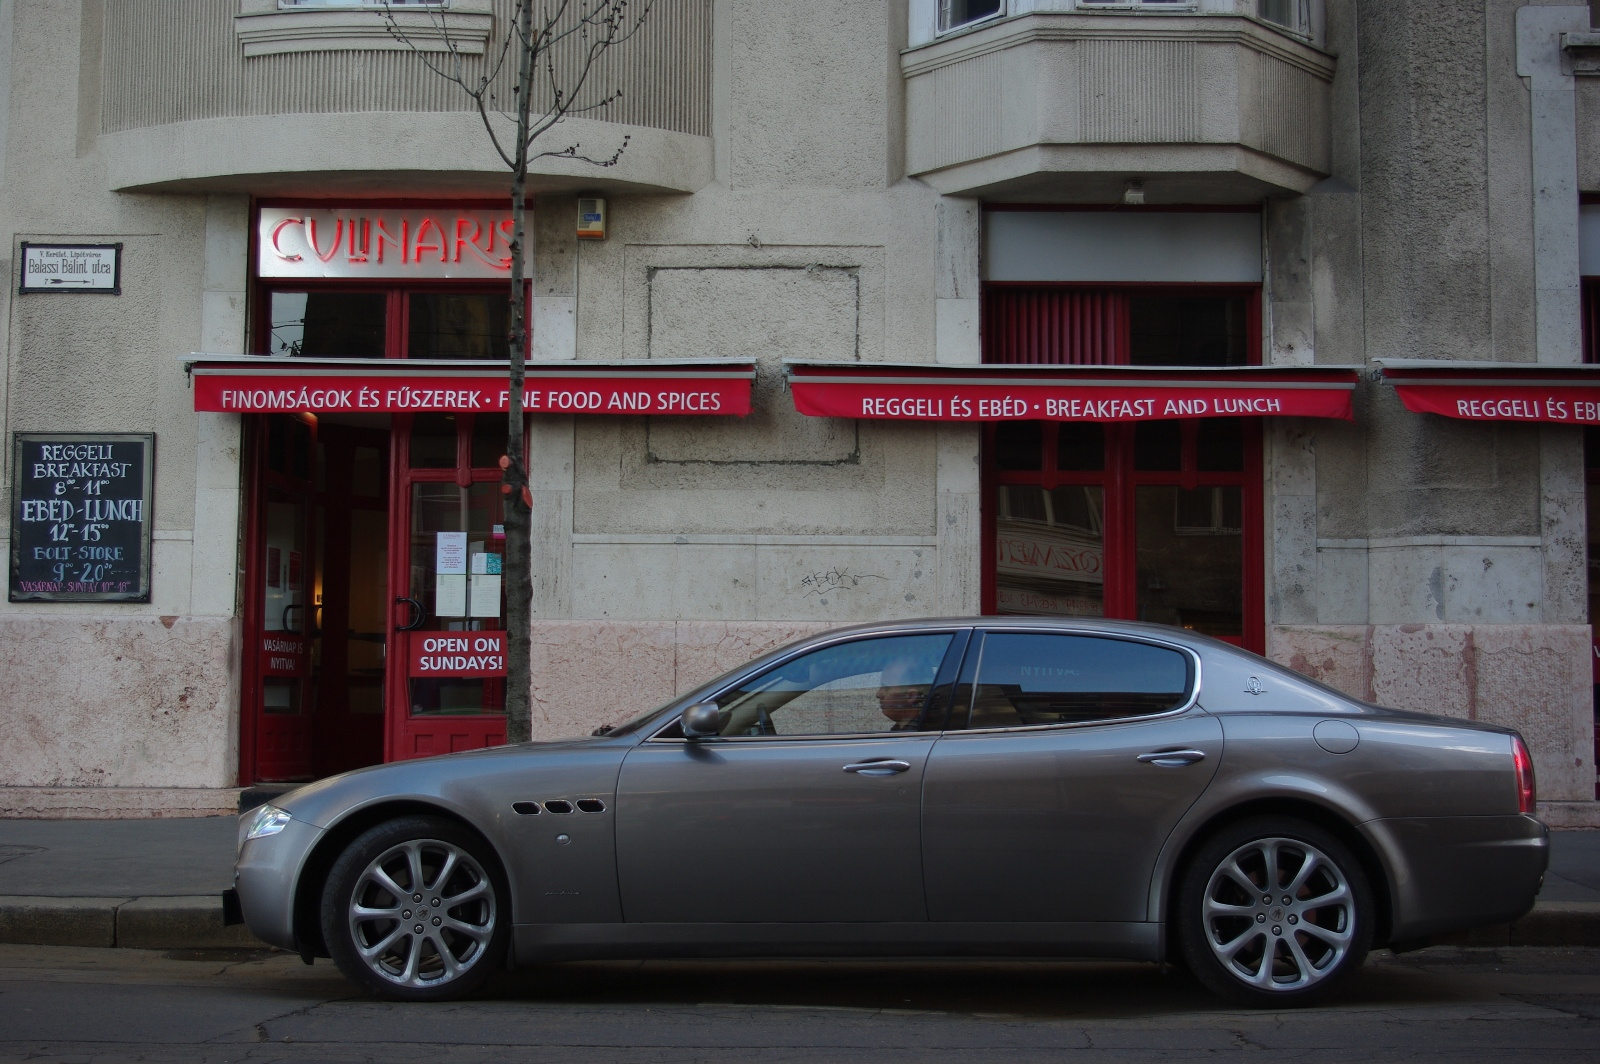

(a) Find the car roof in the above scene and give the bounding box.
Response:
[797,616,1235,652]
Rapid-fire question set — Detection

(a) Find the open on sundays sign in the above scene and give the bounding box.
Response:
[10,433,154,602]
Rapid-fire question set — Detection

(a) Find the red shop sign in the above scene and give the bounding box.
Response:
[410,632,507,678]
[786,363,1358,422]
[1392,386,1600,423]
[258,206,512,280]
[187,358,756,416]
[1381,361,1600,425]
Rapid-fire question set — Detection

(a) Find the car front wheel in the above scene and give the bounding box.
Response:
[1177,816,1373,1007]
[321,815,508,1001]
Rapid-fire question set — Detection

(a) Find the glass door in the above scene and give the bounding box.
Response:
[388,412,514,760]
[310,425,390,777]
[251,416,318,781]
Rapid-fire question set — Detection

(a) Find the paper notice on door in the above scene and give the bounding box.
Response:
[469,574,501,617]
[469,552,503,575]
[435,574,467,617]
[435,532,468,575]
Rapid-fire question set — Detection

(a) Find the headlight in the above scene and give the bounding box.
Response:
[244,805,293,842]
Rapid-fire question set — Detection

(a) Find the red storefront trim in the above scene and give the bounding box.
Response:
[1381,360,1600,424]
[786,362,1359,422]
[186,356,755,415]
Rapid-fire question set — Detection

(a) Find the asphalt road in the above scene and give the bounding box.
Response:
[0,944,1596,1063]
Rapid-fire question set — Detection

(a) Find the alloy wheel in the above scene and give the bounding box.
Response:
[1201,836,1355,993]
[345,837,497,988]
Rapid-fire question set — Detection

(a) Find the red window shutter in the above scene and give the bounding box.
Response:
[1584,278,1599,365]
[983,288,1129,365]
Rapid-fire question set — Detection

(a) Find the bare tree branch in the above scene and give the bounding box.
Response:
[378,0,653,745]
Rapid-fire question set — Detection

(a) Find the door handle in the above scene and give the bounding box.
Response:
[395,597,424,632]
[843,759,912,776]
[1136,749,1206,767]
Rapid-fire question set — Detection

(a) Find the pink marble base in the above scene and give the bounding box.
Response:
[528,621,829,740]
[0,616,236,790]
[1538,801,1600,829]
[1269,624,1595,802]
[0,787,241,819]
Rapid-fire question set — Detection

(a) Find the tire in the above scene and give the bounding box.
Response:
[321,815,509,1001]
[1176,816,1373,1008]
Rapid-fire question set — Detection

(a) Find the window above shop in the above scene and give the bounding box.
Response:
[913,0,1319,46]
[940,0,1005,33]
[236,0,492,58]
[278,0,443,6]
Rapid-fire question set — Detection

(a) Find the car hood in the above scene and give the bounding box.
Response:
[268,736,616,829]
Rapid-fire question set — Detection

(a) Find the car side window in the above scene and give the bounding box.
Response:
[961,633,1191,729]
[704,634,956,737]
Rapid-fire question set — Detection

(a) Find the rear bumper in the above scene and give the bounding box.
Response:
[1369,814,1548,942]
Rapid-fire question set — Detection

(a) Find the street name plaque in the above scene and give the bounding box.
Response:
[18,242,123,294]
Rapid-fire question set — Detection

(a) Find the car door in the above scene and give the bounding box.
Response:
[922,629,1222,924]
[614,630,964,923]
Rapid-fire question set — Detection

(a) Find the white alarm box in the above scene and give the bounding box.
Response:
[577,198,607,240]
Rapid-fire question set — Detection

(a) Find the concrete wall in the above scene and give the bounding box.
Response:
[101,0,713,137]
[520,0,978,737]
[0,0,244,811]
[1260,0,1597,802]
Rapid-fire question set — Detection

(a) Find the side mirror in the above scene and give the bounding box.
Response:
[680,702,721,740]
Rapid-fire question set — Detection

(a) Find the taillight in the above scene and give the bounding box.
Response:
[1511,735,1537,815]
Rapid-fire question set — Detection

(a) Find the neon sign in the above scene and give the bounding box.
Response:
[257,207,515,280]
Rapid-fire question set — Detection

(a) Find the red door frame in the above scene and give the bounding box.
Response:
[978,282,1266,654]
[239,197,527,784]
[312,423,391,778]
[239,417,264,785]
[238,413,321,784]
[385,412,523,761]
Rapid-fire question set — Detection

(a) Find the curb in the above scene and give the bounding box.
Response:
[1447,901,1600,948]
[0,895,264,950]
[1,896,1597,952]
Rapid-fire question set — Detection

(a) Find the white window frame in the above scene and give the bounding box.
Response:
[277,0,446,8]
[1255,0,1312,38]
[1074,1,1200,11]
[237,0,491,57]
[938,0,1008,35]
[910,1,1323,48]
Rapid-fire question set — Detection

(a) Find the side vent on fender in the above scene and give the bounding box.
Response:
[512,802,541,815]
[576,799,607,813]
[544,800,575,814]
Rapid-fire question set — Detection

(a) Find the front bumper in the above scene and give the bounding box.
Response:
[233,816,326,952]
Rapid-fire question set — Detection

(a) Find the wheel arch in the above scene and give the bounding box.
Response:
[1154,797,1397,954]
[291,799,505,959]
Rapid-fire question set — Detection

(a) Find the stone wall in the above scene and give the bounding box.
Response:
[528,620,832,740]
[0,617,237,791]
[1269,623,1594,802]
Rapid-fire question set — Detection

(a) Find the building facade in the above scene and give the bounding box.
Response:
[2,0,1599,821]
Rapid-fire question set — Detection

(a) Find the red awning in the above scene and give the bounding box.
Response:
[185,356,755,416]
[1381,360,1600,424]
[786,362,1359,422]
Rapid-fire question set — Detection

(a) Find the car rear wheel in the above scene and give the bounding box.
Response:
[1177,816,1373,1007]
[321,815,508,1001]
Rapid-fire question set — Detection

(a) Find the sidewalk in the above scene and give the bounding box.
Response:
[0,816,1596,951]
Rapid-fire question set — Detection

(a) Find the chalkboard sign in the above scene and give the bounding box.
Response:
[10,433,154,602]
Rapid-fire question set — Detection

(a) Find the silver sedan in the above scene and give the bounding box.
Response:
[231,619,1547,1007]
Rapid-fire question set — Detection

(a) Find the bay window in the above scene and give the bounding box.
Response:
[921,1,1317,43]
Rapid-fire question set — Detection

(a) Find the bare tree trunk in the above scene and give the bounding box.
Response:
[502,0,536,744]
[384,0,650,744]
